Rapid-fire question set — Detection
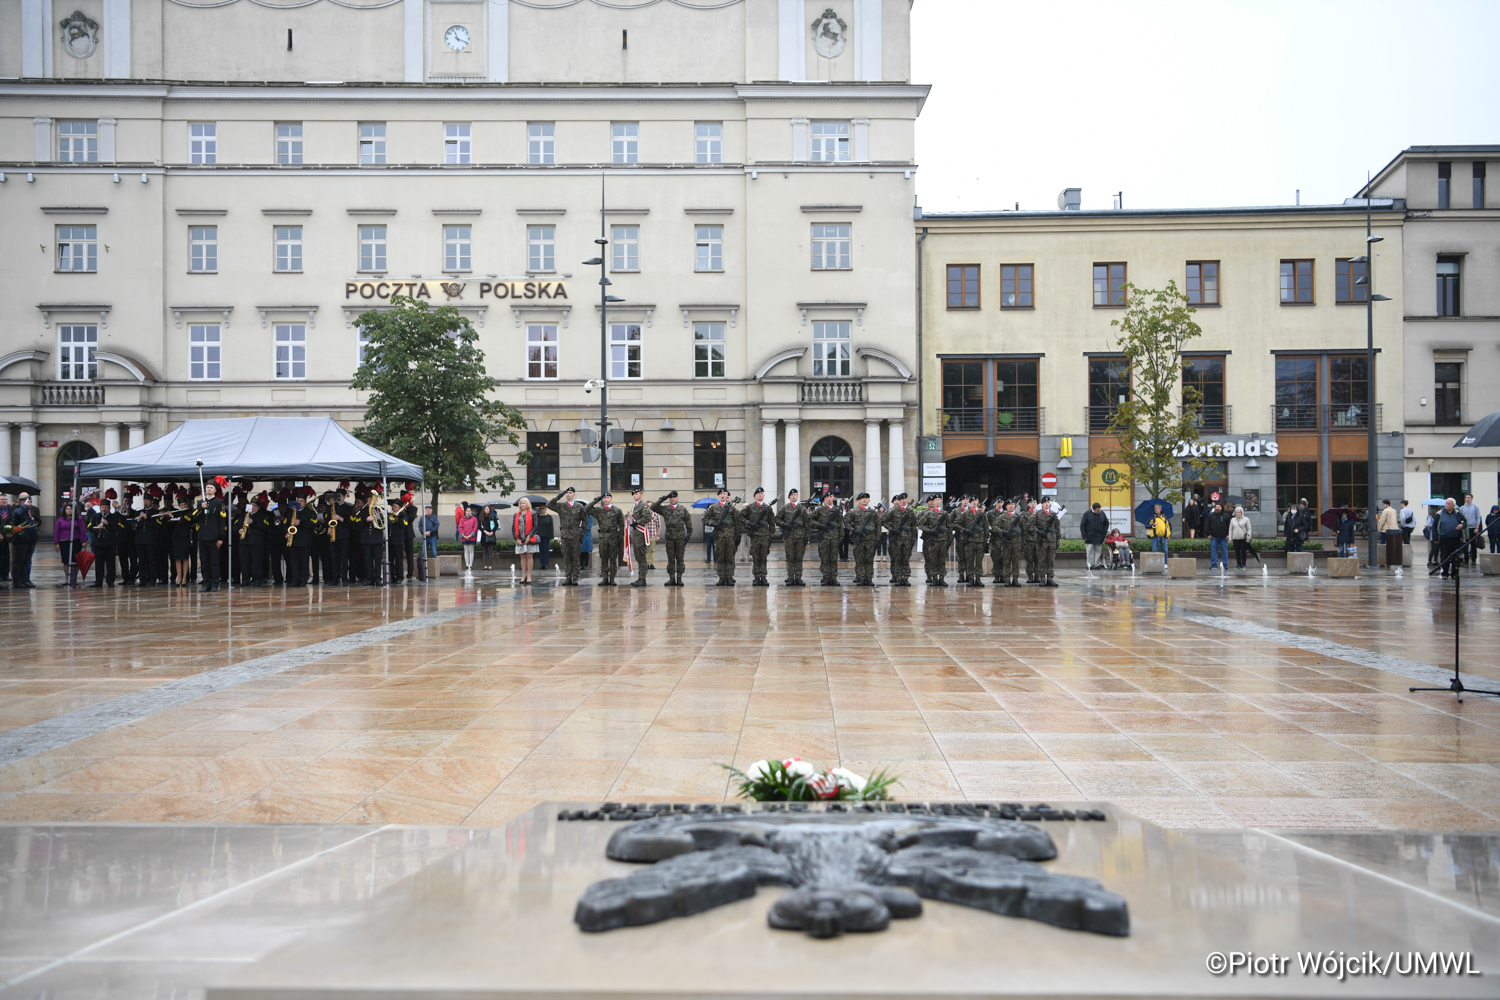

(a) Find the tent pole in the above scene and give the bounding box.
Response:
[381,463,389,587]
[70,464,79,589]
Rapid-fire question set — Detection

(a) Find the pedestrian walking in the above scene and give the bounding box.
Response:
[1080,502,1110,570]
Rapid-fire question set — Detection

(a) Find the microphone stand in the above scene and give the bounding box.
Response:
[1408,521,1498,703]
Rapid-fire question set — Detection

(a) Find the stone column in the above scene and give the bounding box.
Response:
[128,423,146,450]
[783,419,801,499]
[18,424,38,483]
[0,422,11,477]
[887,419,905,499]
[760,420,778,499]
[103,423,122,497]
[864,419,883,500]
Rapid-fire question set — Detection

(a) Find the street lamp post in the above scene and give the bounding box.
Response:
[583,173,626,498]
[1351,192,1393,568]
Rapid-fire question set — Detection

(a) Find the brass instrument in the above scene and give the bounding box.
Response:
[285,510,298,547]
[369,497,387,532]
[239,511,250,541]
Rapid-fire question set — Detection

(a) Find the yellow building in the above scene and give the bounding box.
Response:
[916,198,1406,536]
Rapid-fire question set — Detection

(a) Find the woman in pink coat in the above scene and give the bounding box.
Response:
[456,504,479,573]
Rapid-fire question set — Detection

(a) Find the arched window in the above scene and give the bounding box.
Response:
[57,440,99,501]
[809,436,853,499]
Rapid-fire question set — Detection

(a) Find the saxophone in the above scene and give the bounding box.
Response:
[239,508,250,541]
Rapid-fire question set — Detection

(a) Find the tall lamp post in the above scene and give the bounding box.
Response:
[1350,192,1393,568]
[582,173,625,497]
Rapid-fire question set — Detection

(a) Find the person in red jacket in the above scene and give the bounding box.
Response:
[511,498,539,584]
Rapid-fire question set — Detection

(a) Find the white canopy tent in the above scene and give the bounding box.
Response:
[77,417,424,590]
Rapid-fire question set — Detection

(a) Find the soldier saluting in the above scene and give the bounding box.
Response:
[882,493,918,587]
[740,487,778,586]
[811,491,844,586]
[649,491,693,587]
[585,493,624,586]
[702,488,740,586]
[777,488,811,586]
[548,487,588,586]
[845,492,882,586]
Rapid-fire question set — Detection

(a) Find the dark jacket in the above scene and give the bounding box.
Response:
[1182,502,1204,534]
[1080,509,1110,544]
[1437,509,1467,539]
[1205,510,1231,539]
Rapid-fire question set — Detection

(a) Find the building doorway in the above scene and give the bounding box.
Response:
[809,436,853,498]
[57,440,99,503]
[944,454,1037,503]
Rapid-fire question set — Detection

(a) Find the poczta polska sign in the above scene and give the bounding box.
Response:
[344,279,568,302]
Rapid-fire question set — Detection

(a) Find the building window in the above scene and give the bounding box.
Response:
[694,226,723,272]
[357,326,372,366]
[528,123,554,164]
[274,324,306,379]
[189,324,221,380]
[58,325,97,380]
[57,121,97,162]
[1329,355,1370,427]
[695,122,722,163]
[190,226,217,273]
[611,123,639,163]
[610,431,644,490]
[995,359,1039,431]
[1274,357,1318,430]
[276,123,303,164]
[809,436,854,498]
[1437,161,1450,209]
[189,123,216,164]
[444,225,471,271]
[527,226,555,272]
[56,225,97,272]
[941,361,983,432]
[359,226,386,272]
[1475,162,1487,209]
[1335,258,1368,304]
[526,432,559,490]
[1185,261,1218,305]
[811,321,851,378]
[1437,256,1461,316]
[444,123,471,164]
[359,123,386,164]
[274,226,303,272]
[693,431,726,490]
[1279,259,1313,304]
[610,323,642,379]
[1435,362,1463,426]
[1001,264,1033,308]
[1331,461,1368,511]
[693,322,725,378]
[1182,356,1226,431]
[946,264,979,309]
[810,122,850,162]
[1093,263,1127,306]
[610,226,638,271]
[1088,356,1129,431]
[526,324,558,379]
[1276,461,1318,514]
[811,224,851,270]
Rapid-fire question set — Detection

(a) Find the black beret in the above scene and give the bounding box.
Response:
[667,490,679,498]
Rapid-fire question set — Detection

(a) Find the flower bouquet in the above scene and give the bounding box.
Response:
[722,757,898,802]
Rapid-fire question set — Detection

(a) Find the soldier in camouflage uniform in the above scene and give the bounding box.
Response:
[547,488,588,586]
[651,490,694,587]
[961,496,989,587]
[739,487,778,586]
[702,488,740,586]
[777,488,811,586]
[989,500,1022,587]
[627,487,653,587]
[585,493,624,586]
[845,492,882,586]
[1019,502,1039,583]
[1035,500,1061,587]
[811,492,844,586]
[882,492,918,587]
[917,495,952,586]
[951,496,975,585]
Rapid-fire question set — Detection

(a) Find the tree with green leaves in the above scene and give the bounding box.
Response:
[350,297,526,513]
[1084,282,1217,513]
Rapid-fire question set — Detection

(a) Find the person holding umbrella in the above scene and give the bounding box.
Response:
[1147,502,1171,562]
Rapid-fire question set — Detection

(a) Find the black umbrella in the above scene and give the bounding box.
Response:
[1455,411,1500,448]
[519,494,551,506]
[0,476,41,495]
[469,498,514,509]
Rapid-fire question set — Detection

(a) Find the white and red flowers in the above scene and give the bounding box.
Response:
[724,757,896,802]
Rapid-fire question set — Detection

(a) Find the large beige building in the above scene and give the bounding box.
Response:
[915,198,1407,537]
[0,0,925,516]
[1364,146,1500,514]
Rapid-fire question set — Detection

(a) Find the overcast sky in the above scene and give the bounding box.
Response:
[911,0,1500,213]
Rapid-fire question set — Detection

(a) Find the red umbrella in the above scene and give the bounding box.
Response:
[75,550,95,580]
[1320,507,1356,532]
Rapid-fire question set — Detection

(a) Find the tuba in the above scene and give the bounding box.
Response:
[369,497,387,532]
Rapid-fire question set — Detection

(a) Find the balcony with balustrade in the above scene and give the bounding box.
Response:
[1272,403,1382,433]
[940,407,1044,437]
